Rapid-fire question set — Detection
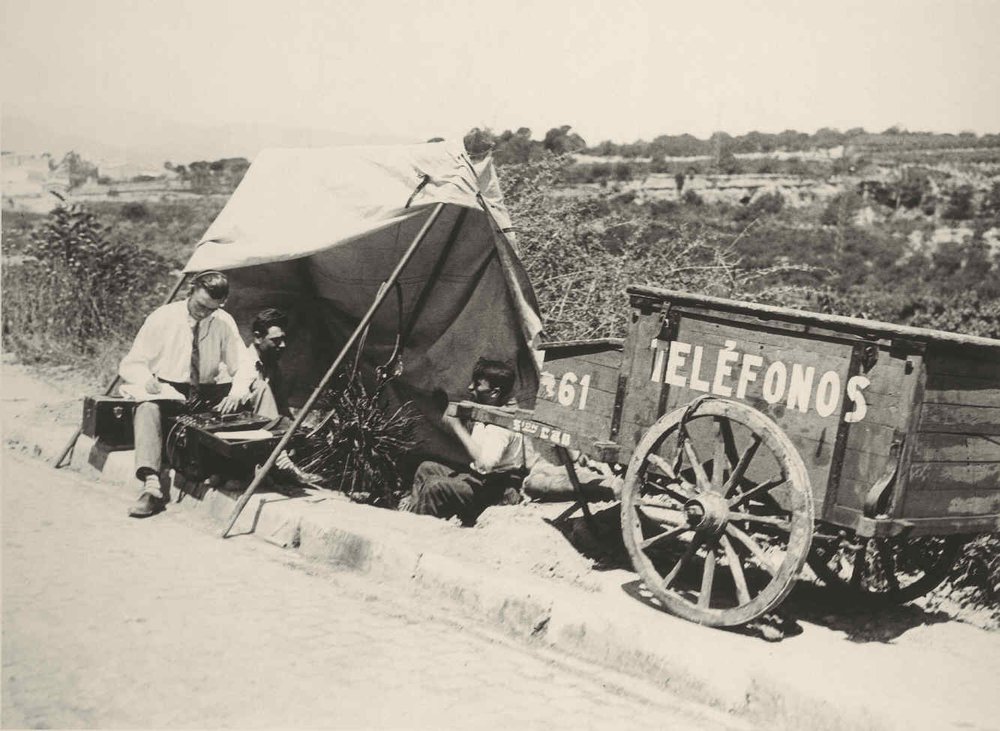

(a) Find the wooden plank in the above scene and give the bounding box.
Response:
[911,433,1000,463]
[543,349,623,370]
[672,318,913,418]
[923,373,1000,407]
[824,505,1000,536]
[534,386,616,441]
[901,486,1000,520]
[925,346,1000,380]
[664,320,867,430]
[538,359,620,398]
[919,404,1000,435]
[676,315,852,358]
[618,308,669,456]
[907,462,1000,491]
[629,285,1000,351]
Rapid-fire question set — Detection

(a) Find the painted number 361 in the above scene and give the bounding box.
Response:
[557,372,591,410]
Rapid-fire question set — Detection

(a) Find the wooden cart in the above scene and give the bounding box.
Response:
[457,286,1000,626]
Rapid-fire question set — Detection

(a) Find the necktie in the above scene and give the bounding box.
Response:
[189,319,201,404]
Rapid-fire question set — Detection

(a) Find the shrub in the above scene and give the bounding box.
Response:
[1,201,171,367]
[296,371,420,507]
[120,202,150,221]
[682,189,704,207]
[943,184,975,220]
[820,191,863,227]
[498,156,770,340]
[737,191,784,221]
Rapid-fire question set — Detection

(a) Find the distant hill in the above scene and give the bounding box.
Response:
[1,111,415,169]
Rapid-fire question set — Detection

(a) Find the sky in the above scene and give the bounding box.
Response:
[2,0,1000,162]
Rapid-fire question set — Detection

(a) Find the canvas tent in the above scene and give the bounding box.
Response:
[183,140,543,464]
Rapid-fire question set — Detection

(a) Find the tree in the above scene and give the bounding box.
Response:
[463,127,497,157]
[542,125,586,155]
[57,151,98,189]
[943,185,975,221]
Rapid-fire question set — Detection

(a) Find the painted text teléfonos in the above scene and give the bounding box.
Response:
[650,338,870,423]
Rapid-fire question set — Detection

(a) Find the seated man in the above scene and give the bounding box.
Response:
[120,270,247,518]
[232,307,290,419]
[401,358,525,526]
[232,306,322,487]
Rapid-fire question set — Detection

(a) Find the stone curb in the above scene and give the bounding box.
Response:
[0,422,925,730]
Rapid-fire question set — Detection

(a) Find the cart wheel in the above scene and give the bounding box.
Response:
[808,532,964,603]
[620,398,813,627]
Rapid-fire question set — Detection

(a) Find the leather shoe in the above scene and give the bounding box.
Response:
[128,492,162,519]
[274,452,325,489]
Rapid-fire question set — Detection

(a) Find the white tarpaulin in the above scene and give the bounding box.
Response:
[183,140,542,463]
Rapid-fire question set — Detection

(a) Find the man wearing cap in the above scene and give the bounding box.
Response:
[119,270,247,518]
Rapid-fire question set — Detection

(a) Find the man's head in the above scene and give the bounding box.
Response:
[468,358,515,406]
[187,271,229,321]
[251,307,289,362]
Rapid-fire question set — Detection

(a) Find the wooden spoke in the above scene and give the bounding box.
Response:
[725,524,777,577]
[876,542,901,593]
[643,476,696,503]
[718,417,740,469]
[698,545,717,608]
[723,436,763,497]
[646,453,677,480]
[640,524,690,551]
[636,503,687,526]
[683,440,711,490]
[720,535,752,605]
[850,539,869,589]
[729,474,785,508]
[662,537,702,590]
[712,419,728,492]
[727,511,791,532]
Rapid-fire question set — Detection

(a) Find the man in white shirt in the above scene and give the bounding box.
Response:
[120,271,247,518]
[401,358,526,525]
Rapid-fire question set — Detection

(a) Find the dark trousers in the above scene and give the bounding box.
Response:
[407,461,516,526]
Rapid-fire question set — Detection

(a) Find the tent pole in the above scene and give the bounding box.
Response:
[54,269,193,469]
[220,202,446,538]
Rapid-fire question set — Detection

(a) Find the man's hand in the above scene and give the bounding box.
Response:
[215,394,242,415]
[144,377,162,395]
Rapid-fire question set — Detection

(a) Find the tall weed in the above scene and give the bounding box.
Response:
[2,201,171,376]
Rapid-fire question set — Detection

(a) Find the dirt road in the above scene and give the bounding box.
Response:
[1,450,748,729]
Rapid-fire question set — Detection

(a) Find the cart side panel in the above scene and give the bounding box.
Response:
[901,345,1000,524]
[532,341,623,456]
[620,300,916,526]
[618,306,904,515]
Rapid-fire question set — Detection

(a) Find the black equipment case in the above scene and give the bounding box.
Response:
[82,395,137,450]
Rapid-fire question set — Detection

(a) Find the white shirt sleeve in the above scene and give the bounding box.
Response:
[219,314,250,399]
[119,310,161,385]
[470,423,514,474]
[230,344,259,402]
